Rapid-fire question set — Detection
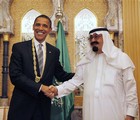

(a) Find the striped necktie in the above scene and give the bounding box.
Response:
[37,44,43,75]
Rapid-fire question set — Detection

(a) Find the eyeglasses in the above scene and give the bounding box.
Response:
[88,34,102,41]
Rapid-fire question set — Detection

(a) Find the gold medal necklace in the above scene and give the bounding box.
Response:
[32,39,41,83]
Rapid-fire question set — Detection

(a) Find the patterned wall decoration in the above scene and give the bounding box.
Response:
[75,9,97,64]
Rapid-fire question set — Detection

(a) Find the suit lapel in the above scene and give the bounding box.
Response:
[27,40,32,60]
[42,43,52,79]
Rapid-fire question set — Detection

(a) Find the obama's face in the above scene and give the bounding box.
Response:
[33,17,52,43]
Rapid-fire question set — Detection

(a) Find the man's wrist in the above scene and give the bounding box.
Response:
[54,87,58,96]
[40,84,47,93]
[125,115,134,120]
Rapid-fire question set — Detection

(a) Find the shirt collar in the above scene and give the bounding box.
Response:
[34,38,46,48]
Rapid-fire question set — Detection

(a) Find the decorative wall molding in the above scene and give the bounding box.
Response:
[0,0,14,34]
[105,0,123,50]
[50,0,68,32]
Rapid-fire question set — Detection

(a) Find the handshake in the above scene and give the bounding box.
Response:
[41,84,58,99]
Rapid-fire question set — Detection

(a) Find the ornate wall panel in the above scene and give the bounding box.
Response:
[123,0,140,111]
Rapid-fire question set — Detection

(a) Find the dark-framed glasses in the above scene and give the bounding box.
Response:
[88,34,102,41]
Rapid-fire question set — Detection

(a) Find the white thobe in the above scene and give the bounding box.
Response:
[57,53,138,120]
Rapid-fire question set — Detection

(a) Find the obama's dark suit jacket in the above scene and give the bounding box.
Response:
[8,40,74,120]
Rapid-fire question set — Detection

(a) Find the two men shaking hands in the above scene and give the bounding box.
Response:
[41,85,58,99]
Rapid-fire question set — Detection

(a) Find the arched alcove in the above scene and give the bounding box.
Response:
[21,9,41,41]
[74,9,97,63]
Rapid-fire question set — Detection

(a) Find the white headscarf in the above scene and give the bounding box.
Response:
[77,27,135,70]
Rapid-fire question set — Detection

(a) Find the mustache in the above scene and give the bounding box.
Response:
[90,41,99,46]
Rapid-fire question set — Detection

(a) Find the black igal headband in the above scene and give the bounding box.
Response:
[89,28,109,34]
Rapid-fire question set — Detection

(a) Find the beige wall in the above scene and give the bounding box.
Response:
[123,0,140,106]
[0,0,108,103]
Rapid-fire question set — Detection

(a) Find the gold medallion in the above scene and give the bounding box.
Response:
[35,76,41,83]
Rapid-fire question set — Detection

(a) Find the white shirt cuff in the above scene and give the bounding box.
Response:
[39,85,43,92]
[127,107,138,117]
[56,85,65,98]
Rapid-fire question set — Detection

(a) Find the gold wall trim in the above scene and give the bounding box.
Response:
[123,0,140,105]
